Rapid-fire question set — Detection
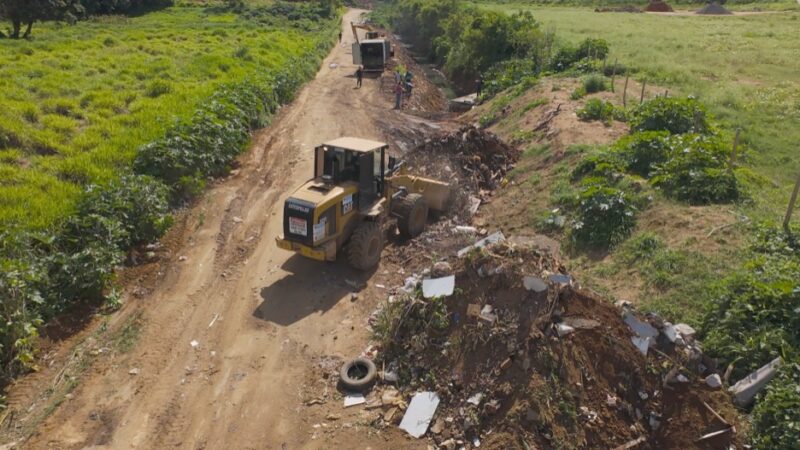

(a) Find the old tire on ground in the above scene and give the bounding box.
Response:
[339,357,377,392]
[347,221,383,270]
[395,193,428,238]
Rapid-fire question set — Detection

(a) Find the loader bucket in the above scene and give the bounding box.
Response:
[390,175,451,212]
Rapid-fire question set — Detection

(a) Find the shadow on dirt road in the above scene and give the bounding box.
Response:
[254,254,377,326]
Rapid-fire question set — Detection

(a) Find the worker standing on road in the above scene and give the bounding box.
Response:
[476,75,484,98]
[394,82,403,110]
[356,66,363,89]
[339,31,342,43]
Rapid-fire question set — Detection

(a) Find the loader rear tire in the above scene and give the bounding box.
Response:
[395,193,428,238]
[348,221,383,270]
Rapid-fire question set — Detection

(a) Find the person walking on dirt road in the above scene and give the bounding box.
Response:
[339,31,342,43]
[394,81,403,109]
[356,66,363,89]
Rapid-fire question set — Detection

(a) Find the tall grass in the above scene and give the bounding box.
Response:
[0,7,320,232]
[477,5,800,225]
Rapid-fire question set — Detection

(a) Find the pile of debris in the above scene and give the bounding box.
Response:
[359,238,742,449]
[402,125,520,222]
[644,0,674,12]
[696,2,732,14]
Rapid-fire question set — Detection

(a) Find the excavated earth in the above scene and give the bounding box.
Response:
[0,9,744,450]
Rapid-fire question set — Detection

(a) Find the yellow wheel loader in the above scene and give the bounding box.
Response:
[275,137,450,270]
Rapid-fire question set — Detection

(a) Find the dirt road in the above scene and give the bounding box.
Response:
[14,10,422,449]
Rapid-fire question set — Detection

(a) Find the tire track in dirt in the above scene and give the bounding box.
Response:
[9,9,435,450]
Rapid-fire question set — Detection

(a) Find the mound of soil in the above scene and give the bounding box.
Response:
[696,3,733,14]
[645,0,674,12]
[374,244,742,449]
[401,125,520,222]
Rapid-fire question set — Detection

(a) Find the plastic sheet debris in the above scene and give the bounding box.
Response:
[623,311,658,339]
[399,392,440,438]
[401,276,420,293]
[469,196,481,216]
[631,336,651,356]
[457,231,506,257]
[548,273,571,285]
[455,226,478,234]
[343,393,366,408]
[523,276,548,293]
[479,305,497,324]
[662,323,678,343]
[467,393,484,405]
[729,357,782,406]
[190,340,199,349]
[422,276,455,298]
[466,303,481,318]
[556,323,575,337]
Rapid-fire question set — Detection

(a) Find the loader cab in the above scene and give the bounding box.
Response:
[314,137,388,208]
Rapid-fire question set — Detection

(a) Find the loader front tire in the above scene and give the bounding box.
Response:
[395,193,428,238]
[348,221,383,270]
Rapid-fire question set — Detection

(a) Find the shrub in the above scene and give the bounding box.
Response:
[650,134,738,204]
[568,183,638,249]
[551,46,579,72]
[577,98,615,125]
[571,152,624,182]
[550,38,610,72]
[582,74,607,94]
[0,258,45,378]
[73,175,172,250]
[570,86,586,100]
[611,131,671,177]
[629,96,710,135]
[577,38,609,60]
[751,363,800,449]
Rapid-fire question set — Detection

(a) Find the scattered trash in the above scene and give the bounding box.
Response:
[478,304,497,324]
[548,273,571,285]
[695,427,733,442]
[564,317,600,330]
[128,368,140,375]
[555,323,575,337]
[455,225,478,234]
[623,311,658,339]
[232,216,243,223]
[676,374,689,383]
[178,255,187,261]
[466,303,481,318]
[631,336,651,356]
[208,313,220,328]
[375,284,386,289]
[339,357,377,392]
[431,261,453,277]
[523,276,548,293]
[673,323,696,339]
[729,356,782,406]
[190,340,199,349]
[350,292,359,301]
[580,406,598,422]
[329,63,339,69]
[343,393,366,408]
[467,393,484,405]
[457,231,505,257]
[472,436,481,447]
[381,388,404,407]
[648,412,662,430]
[469,196,481,216]
[399,392,440,438]
[611,436,646,450]
[400,275,420,293]
[430,418,445,434]
[606,394,618,407]
[422,275,455,298]
[705,374,722,389]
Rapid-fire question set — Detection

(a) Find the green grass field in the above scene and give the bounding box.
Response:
[0,7,320,231]
[477,4,800,224]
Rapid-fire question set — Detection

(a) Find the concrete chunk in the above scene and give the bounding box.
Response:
[623,311,658,339]
[729,357,782,406]
[457,231,505,257]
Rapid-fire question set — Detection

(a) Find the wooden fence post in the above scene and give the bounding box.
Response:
[640,79,647,104]
[784,172,800,233]
[623,74,629,107]
[610,59,618,93]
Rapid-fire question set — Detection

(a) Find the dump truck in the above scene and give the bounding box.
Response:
[351,22,392,72]
[275,138,450,270]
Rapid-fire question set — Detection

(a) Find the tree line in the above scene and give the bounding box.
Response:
[0,0,172,38]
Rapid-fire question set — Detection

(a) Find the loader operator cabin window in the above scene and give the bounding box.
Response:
[323,147,360,184]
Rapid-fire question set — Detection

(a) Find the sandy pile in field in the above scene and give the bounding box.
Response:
[645,0,674,12]
[696,3,733,14]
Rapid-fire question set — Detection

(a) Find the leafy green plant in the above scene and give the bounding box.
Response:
[571,152,623,182]
[751,363,800,449]
[568,183,638,250]
[145,80,172,98]
[570,86,586,100]
[577,98,615,125]
[629,96,710,135]
[611,131,671,177]
[582,73,607,94]
[650,134,738,204]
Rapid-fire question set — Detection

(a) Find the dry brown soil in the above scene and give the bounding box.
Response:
[2,10,430,450]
